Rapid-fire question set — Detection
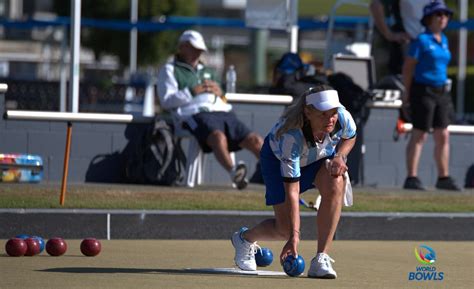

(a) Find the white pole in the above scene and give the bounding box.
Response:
[324,2,339,69]
[69,0,81,113]
[288,0,298,53]
[107,213,111,240]
[456,0,468,118]
[289,25,298,53]
[59,25,67,112]
[130,0,138,74]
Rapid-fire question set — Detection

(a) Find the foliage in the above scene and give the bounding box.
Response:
[53,0,197,67]
[299,0,368,17]
[298,0,474,17]
[445,0,474,18]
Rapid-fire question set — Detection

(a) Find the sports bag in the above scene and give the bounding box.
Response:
[126,119,186,186]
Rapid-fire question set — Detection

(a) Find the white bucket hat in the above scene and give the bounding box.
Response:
[179,30,207,51]
[306,89,343,111]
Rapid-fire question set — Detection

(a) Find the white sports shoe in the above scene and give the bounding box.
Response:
[307,253,337,279]
[231,227,259,271]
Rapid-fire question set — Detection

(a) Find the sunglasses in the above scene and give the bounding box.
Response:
[433,11,450,17]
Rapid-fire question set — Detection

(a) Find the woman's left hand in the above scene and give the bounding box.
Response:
[328,156,348,178]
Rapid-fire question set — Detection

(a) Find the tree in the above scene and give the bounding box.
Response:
[53,0,197,67]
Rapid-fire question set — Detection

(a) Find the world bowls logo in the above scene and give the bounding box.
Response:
[409,245,444,281]
[414,245,436,265]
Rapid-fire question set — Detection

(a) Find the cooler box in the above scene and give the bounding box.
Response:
[0,154,43,183]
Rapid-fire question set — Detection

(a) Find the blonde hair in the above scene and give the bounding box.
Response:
[275,84,334,139]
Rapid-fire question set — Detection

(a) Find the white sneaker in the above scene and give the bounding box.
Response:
[307,253,337,279]
[231,227,258,271]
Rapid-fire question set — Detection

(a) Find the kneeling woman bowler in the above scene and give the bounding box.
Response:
[231,85,357,279]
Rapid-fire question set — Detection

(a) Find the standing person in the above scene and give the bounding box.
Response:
[370,0,410,76]
[401,1,461,191]
[399,0,432,40]
[157,30,264,190]
[231,85,357,278]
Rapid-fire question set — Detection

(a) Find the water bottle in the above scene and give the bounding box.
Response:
[226,65,236,93]
[142,84,155,117]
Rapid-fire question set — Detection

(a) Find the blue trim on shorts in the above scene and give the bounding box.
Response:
[260,136,332,206]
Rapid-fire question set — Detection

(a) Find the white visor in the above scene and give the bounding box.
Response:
[306,90,343,111]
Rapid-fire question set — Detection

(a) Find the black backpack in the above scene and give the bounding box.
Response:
[270,72,328,100]
[125,119,186,186]
[327,72,371,123]
[270,52,328,100]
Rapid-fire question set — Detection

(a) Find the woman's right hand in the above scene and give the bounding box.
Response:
[279,234,300,265]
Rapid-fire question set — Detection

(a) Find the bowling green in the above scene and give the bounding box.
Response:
[1,240,473,289]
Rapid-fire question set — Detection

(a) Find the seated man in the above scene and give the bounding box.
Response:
[157,30,263,189]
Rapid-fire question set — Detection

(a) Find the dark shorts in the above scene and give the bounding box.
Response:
[186,111,252,153]
[260,137,332,206]
[410,82,454,132]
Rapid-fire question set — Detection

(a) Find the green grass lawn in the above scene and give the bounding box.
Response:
[0,183,473,213]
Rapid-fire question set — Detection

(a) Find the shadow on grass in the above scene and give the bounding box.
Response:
[38,267,288,279]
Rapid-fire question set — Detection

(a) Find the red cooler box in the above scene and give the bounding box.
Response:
[0,154,43,183]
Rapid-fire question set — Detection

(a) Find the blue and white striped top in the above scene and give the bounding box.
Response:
[266,107,356,180]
